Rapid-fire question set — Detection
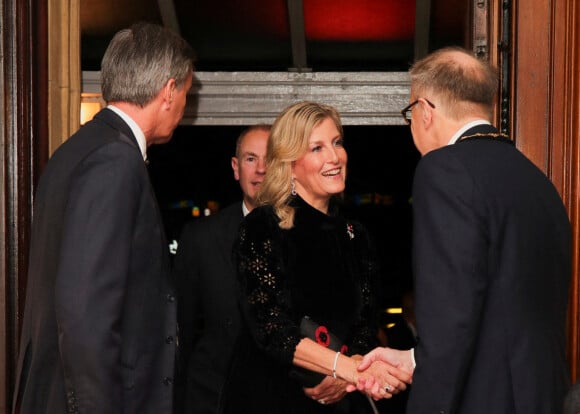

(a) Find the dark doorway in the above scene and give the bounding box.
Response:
[147,124,420,308]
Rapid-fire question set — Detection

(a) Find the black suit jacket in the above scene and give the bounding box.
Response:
[408,125,571,414]
[564,381,580,414]
[174,202,244,413]
[13,108,177,414]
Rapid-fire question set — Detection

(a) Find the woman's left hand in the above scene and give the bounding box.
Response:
[303,376,348,405]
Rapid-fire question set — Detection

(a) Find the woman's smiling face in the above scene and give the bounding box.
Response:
[292,116,347,213]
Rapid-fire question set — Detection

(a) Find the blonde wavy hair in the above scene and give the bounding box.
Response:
[256,101,343,229]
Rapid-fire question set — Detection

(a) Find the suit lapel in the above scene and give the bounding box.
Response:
[94,108,167,247]
[217,203,244,265]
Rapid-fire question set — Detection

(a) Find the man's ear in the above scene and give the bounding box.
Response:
[232,157,240,180]
[420,99,434,127]
[163,78,177,107]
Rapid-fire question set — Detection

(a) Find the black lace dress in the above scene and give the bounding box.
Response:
[220,196,379,413]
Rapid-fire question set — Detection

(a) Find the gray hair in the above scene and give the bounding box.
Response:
[101,22,195,106]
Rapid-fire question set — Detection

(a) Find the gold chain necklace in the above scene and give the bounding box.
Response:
[459,132,510,141]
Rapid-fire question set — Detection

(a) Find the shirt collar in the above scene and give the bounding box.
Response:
[107,105,148,161]
[447,119,491,145]
[242,201,250,217]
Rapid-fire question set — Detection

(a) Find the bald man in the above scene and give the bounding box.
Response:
[358,47,570,414]
[174,125,269,413]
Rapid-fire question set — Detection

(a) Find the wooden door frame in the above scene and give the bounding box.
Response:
[1,0,48,409]
[489,0,580,381]
[515,0,580,381]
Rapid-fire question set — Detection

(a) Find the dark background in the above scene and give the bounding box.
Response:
[81,0,468,308]
[148,124,420,307]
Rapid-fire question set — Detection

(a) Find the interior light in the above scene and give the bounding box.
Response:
[80,93,104,125]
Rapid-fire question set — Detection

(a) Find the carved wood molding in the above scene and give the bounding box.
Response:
[82,71,411,126]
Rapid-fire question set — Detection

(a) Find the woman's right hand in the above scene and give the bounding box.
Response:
[353,359,410,400]
[351,348,414,400]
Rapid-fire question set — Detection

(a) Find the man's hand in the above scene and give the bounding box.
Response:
[358,347,414,375]
[347,347,414,400]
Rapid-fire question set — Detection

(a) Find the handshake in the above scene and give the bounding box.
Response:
[301,345,414,405]
[347,347,414,400]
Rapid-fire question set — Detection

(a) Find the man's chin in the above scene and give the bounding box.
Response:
[150,131,175,146]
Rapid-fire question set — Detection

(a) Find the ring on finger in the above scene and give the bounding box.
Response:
[318,399,326,405]
[384,384,393,392]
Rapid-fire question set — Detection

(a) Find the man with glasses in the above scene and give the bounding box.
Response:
[356,47,571,414]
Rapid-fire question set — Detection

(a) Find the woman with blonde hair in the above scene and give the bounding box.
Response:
[221,101,411,413]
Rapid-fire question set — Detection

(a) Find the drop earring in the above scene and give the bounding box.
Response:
[291,178,296,196]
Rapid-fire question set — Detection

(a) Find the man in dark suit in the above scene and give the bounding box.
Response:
[564,381,580,414]
[174,125,269,413]
[357,47,571,413]
[13,23,195,414]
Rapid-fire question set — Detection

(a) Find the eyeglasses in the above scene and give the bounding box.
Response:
[401,99,435,125]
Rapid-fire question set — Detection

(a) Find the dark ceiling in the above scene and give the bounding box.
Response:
[80,0,468,72]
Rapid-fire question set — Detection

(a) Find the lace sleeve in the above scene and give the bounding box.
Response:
[235,209,301,366]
